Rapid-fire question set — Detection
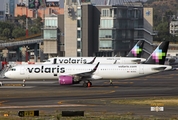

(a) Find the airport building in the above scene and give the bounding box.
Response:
[57,0,155,58]
[170,20,178,36]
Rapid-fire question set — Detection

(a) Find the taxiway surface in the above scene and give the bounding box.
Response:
[0,70,178,118]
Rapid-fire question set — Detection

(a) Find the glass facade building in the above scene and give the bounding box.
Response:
[44,16,58,40]
[64,0,153,57]
[98,5,144,56]
[77,6,82,56]
[9,0,15,16]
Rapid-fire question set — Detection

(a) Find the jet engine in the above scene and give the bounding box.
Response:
[59,75,80,85]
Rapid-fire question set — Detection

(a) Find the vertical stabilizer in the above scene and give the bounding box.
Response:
[144,41,169,65]
[127,41,144,57]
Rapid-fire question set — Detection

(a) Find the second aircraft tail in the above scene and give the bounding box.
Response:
[127,40,144,58]
[144,41,169,65]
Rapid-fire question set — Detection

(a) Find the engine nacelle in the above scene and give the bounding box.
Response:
[59,75,80,85]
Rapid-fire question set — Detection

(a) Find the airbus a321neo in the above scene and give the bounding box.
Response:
[5,41,172,87]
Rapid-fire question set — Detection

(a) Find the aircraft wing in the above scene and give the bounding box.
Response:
[65,62,100,77]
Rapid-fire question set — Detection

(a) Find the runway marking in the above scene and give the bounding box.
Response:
[104,82,134,84]
[0,104,87,109]
[0,86,34,88]
[3,84,23,86]
[104,90,115,94]
[111,82,133,84]
[58,101,62,104]
[111,98,178,106]
[122,78,148,81]
[1,81,57,84]
[0,101,6,106]
[170,74,178,76]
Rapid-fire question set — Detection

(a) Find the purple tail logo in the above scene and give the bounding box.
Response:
[152,48,166,63]
[131,45,142,57]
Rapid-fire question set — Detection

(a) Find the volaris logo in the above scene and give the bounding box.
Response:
[152,47,166,63]
[131,45,142,57]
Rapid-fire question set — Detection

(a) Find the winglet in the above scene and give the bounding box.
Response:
[127,40,144,57]
[113,60,117,64]
[86,57,96,64]
[91,62,100,72]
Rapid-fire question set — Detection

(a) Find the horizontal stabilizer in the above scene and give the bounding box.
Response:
[152,67,167,71]
[131,59,142,63]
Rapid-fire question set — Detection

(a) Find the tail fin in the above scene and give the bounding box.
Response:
[127,40,144,57]
[144,41,169,65]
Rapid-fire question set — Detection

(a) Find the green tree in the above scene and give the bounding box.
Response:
[29,16,43,34]
[12,27,26,38]
[0,28,3,36]
[16,15,26,22]
[154,22,169,41]
[0,21,14,36]
[2,28,11,39]
[30,26,39,34]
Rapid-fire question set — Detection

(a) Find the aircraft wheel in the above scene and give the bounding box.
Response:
[89,82,92,87]
[83,82,88,87]
[87,81,92,87]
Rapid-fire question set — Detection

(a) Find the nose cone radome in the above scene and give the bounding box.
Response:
[4,71,10,78]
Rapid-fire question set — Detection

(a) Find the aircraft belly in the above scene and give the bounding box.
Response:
[26,73,58,80]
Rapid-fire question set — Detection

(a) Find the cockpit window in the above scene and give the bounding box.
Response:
[10,68,16,71]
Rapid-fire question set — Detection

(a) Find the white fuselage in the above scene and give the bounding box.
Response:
[43,57,146,64]
[5,64,172,80]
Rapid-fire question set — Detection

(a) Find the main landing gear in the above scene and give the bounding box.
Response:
[83,80,92,87]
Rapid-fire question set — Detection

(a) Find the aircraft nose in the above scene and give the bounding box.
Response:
[4,71,10,78]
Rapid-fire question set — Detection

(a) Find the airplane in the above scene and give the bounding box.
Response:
[43,40,146,64]
[167,56,178,65]
[4,41,172,87]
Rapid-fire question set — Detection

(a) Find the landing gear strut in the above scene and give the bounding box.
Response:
[22,79,26,87]
[83,80,92,87]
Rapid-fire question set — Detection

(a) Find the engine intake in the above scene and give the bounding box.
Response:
[59,75,80,85]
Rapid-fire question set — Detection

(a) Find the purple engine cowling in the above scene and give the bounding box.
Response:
[59,75,73,85]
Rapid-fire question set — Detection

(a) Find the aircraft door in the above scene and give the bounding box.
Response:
[120,59,123,64]
[139,66,144,74]
[20,67,25,75]
[53,58,57,64]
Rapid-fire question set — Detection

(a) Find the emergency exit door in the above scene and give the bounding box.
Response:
[139,66,144,74]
